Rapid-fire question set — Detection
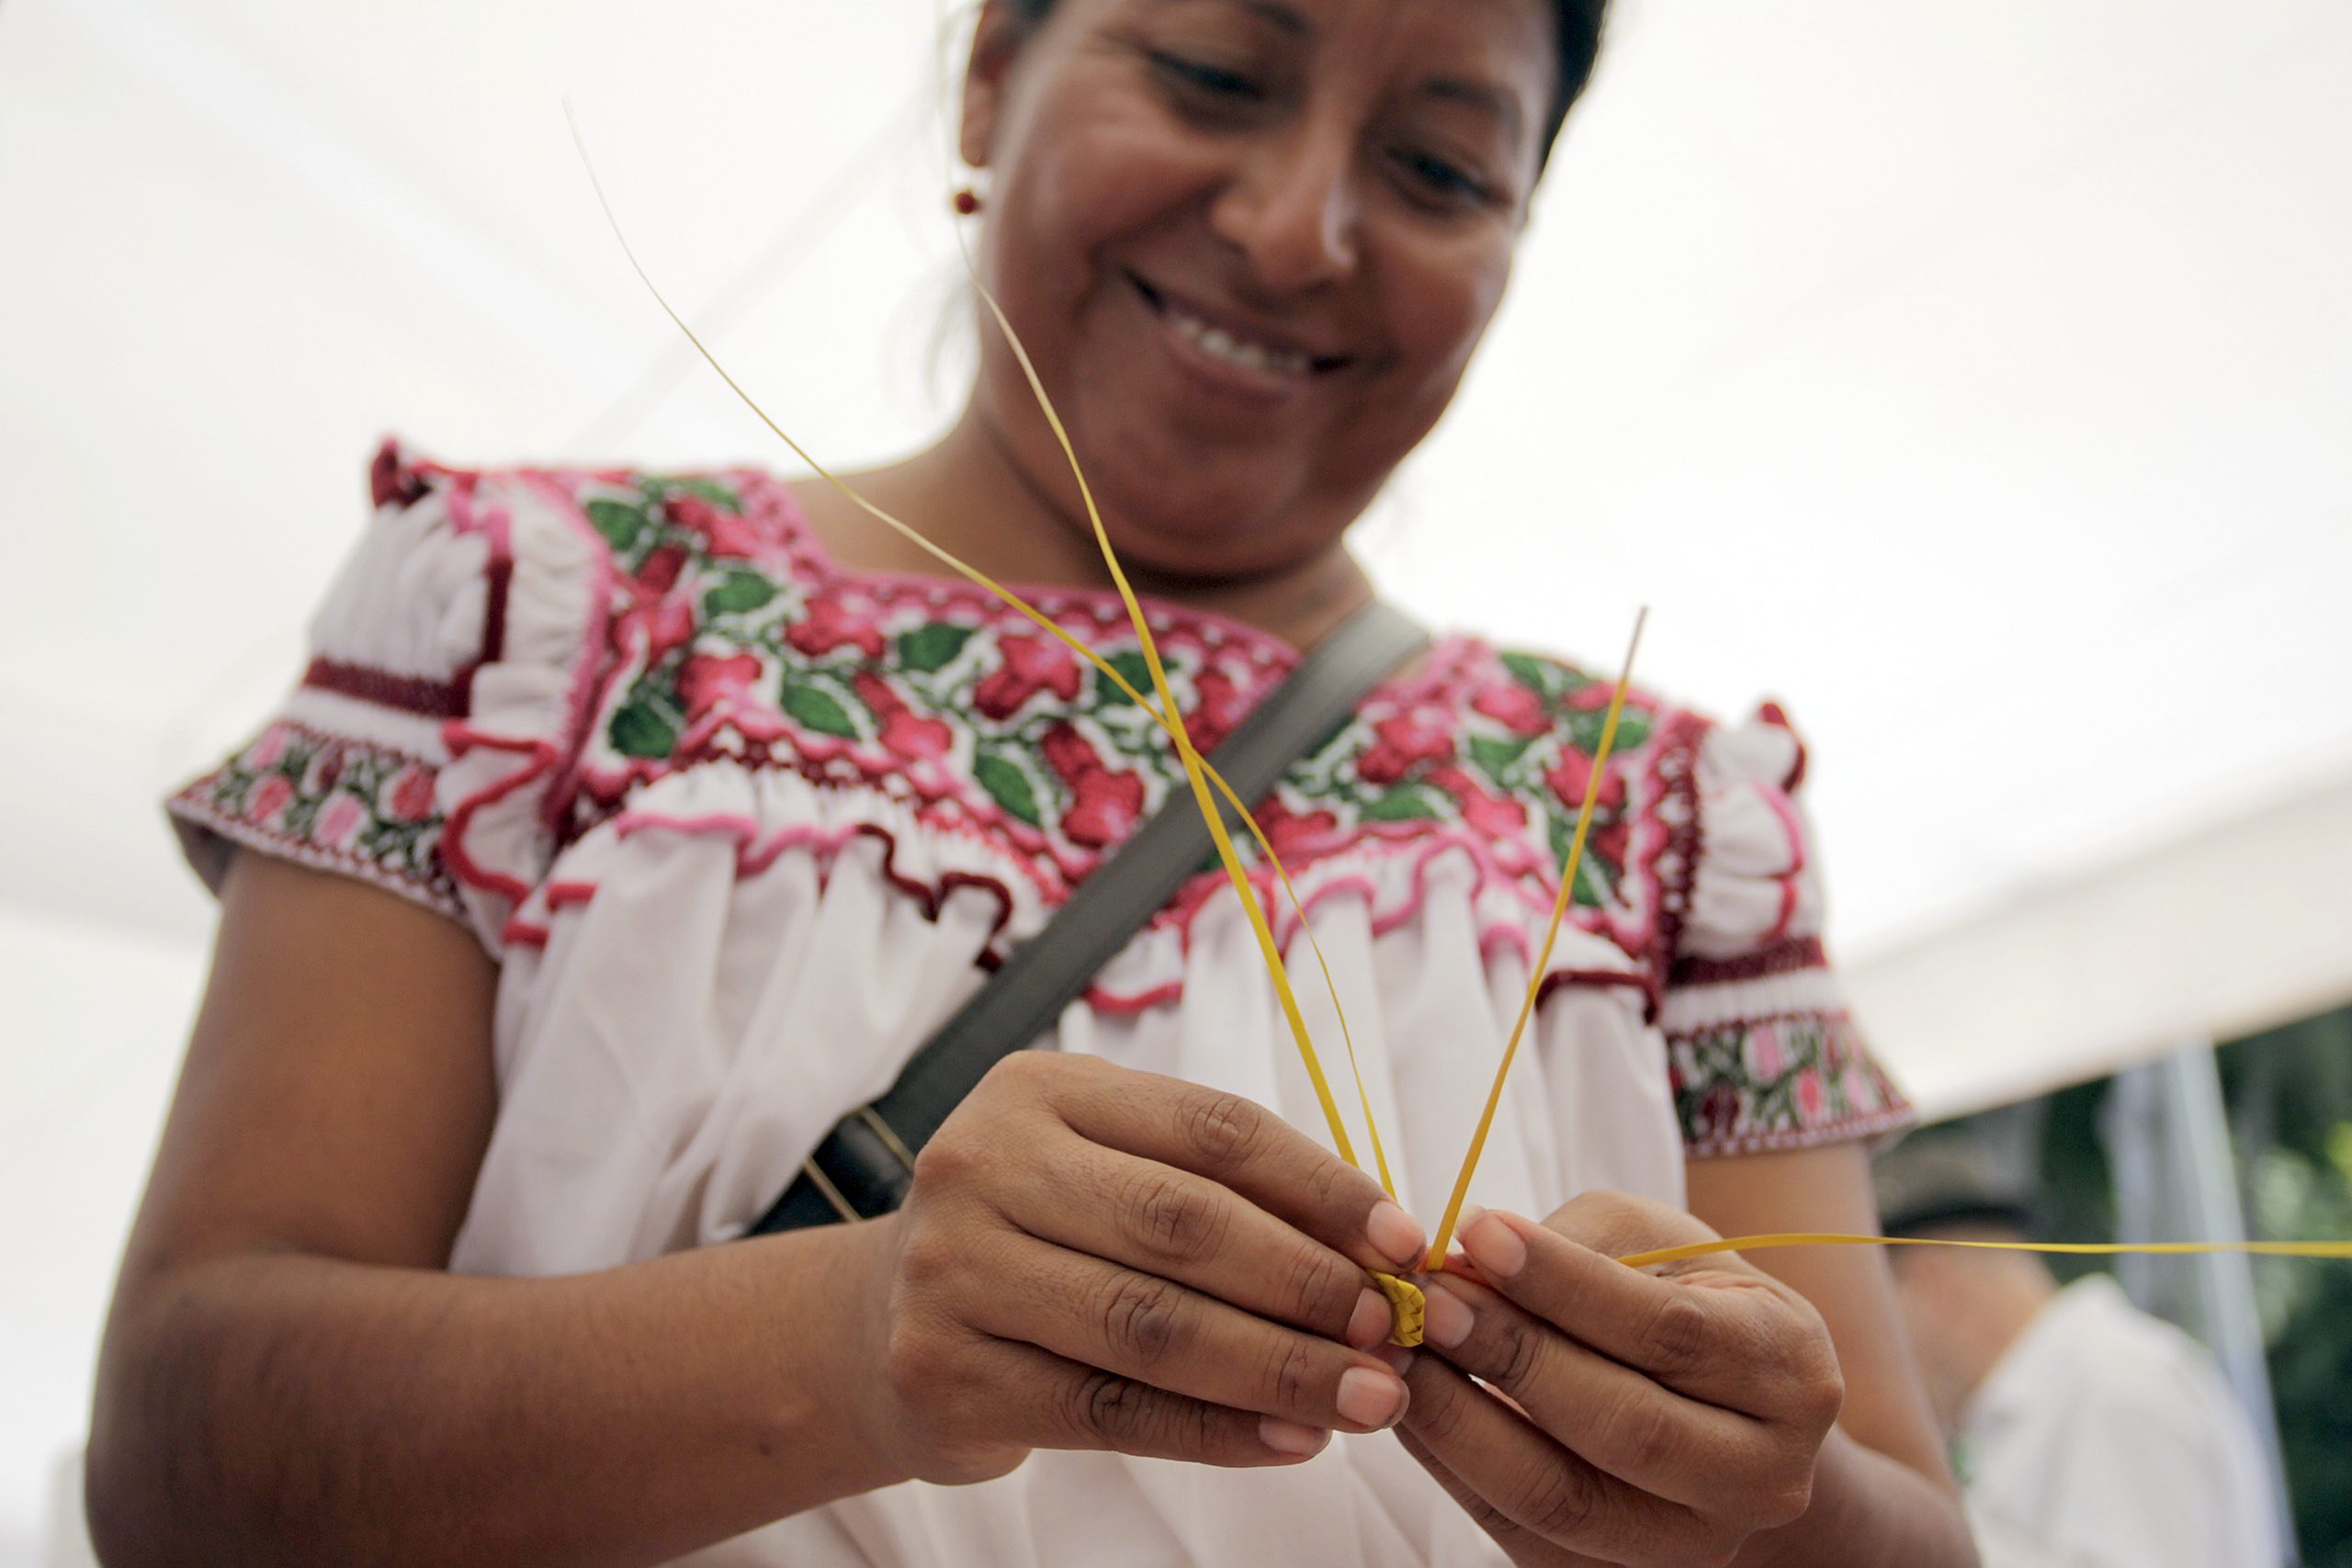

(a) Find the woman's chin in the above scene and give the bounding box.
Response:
[1082,472,1338,585]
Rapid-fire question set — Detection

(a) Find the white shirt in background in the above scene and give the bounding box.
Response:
[1962,1274,2282,1568]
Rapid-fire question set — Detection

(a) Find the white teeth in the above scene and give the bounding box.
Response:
[1164,303,1313,377]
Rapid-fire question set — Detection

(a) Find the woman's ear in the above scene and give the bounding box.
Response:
[958,1,1031,170]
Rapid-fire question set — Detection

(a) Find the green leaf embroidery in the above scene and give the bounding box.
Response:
[586,498,650,552]
[664,476,741,510]
[1499,651,1561,700]
[1363,787,1442,822]
[974,752,1044,827]
[897,622,977,674]
[1548,812,1617,906]
[1567,708,1653,755]
[704,571,778,616]
[781,677,861,739]
[1095,649,1157,706]
[1466,733,1533,782]
[609,700,679,759]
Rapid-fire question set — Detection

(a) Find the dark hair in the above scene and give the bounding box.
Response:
[1001,0,1609,166]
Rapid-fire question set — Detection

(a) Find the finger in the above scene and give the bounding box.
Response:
[1419,1271,1780,1508]
[1041,1056,1425,1271]
[1394,1428,1611,1568]
[972,1230,1410,1437]
[1453,1205,1828,1414]
[1001,1134,1400,1350]
[985,1336,1337,1468]
[1395,1348,1713,1562]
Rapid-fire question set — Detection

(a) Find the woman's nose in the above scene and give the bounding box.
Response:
[1208,126,1361,294]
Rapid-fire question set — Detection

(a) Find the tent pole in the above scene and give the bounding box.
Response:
[2105,1042,2301,1565]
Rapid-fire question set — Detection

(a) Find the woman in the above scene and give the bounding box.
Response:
[87,1,1979,1564]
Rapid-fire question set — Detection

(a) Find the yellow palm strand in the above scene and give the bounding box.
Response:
[1618,1233,2352,1270]
[966,281,1397,1197]
[1426,610,1648,1270]
[569,107,1391,1189]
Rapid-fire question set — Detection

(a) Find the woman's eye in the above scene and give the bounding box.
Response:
[1148,50,1265,103]
[1392,148,1492,208]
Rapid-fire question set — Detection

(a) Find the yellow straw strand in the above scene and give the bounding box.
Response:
[964,278,1393,1188]
[1617,1233,2352,1270]
[571,106,1385,1183]
[1426,609,1649,1269]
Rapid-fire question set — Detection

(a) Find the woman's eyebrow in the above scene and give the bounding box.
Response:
[1420,77,1526,141]
[1153,0,1311,39]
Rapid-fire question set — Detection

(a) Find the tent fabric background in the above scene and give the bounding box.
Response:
[4,0,2350,1559]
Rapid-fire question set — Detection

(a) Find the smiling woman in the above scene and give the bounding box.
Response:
[85,4,1975,1567]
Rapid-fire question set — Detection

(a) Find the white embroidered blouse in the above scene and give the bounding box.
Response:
[169,443,1912,1567]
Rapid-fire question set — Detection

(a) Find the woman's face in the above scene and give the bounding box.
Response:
[961,0,1558,581]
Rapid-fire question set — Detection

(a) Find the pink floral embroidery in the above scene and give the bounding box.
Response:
[666,492,763,559]
[974,633,1084,720]
[316,794,366,850]
[1546,749,1629,814]
[854,671,955,762]
[1357,712,1453,784]
[248,773,294,824]
[1040,723,1147,850]
[1473,682,1550,737]
[1428,764,1528,839]
[785,596,886,660]
[389,765,437,823]
[679,653,763,719]
[1253,794,1340,857]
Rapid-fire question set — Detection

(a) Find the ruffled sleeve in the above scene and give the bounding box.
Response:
[166,439,610,953]
[1657,705,1914,1156]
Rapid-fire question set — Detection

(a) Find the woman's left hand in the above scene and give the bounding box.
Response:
[1393,1192,1845,1568]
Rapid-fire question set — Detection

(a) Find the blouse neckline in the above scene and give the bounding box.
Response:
[723,463,1312,671]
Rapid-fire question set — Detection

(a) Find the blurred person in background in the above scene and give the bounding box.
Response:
[1878,1137,2282,1568]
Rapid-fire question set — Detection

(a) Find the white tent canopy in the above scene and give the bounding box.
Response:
[5,1,2350,1557]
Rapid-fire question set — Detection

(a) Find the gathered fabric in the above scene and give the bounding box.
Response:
[169,441,1911,1567]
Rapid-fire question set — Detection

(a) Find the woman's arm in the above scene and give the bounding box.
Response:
[89,854,1421,1567]
[85,854,908,1567]
[1685,1144,1974,1566]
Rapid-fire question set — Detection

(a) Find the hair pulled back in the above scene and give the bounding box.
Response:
[998,0,1609,160]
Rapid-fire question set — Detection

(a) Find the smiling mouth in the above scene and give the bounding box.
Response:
[1130,274,1351,379]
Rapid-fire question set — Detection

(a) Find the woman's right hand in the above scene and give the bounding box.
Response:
[842,1052,1426,1483]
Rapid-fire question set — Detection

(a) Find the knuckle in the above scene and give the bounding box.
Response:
[1179,1090,1264,1168]
[1094,1272,1187,1366]
[1489,1312,1547,1393]
[1415,1379,1474,1446]
[1278,1245,1361,1333]
[1798,1359,1846,1431]
[1072,1370,1152,1444]
[1598,1386,1683,1478]
[1261,1335,1319,1413]
[1121,1170,1227,1265]
[1302,1156,1352,1215]
[1517,1454,1600,1541]
[1760,1472,1816,1529]
[1639,1291,1713,1381]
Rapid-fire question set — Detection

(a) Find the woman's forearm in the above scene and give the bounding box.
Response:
[86,1220,905,1568]
[1742,1427,1979,1568]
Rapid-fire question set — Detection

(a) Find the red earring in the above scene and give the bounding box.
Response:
[953,187,982,217]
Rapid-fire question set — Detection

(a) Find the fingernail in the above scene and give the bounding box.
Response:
[1259,1416,1331,1457]
[1367,1201,1425,1268]
[1374,1343,1416,1375]
[1346,1288,1392,1350]
[1460,1208,1527,1280]
[1336,1366,1407,1430]
[1421,1281,1474,1348]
